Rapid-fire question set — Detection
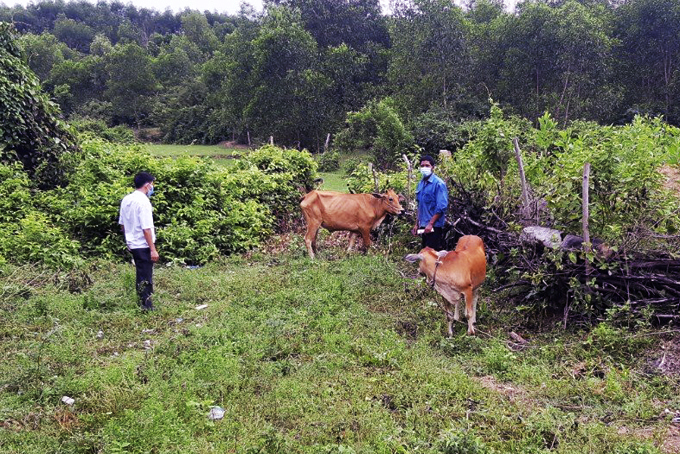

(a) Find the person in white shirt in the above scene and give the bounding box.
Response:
[119,172,159,311]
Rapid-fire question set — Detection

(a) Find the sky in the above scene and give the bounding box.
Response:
[4,0,396,15]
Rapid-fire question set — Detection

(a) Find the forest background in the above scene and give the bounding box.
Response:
[2,0,680,150]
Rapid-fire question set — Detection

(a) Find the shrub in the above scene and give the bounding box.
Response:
[335,98,415,169]
[340,157,363,176]
[410,108,481,155]
[71,118,136,144]
[316,150,340,172]
[0,141,316,267]
[0,212,82,269]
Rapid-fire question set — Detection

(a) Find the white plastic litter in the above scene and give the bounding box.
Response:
[195,304,208,310]
[96,330,104,339]
[208,406,225,420]
[61,396,75,405]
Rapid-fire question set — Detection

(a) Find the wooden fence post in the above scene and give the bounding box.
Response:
[368,163,379,192]
[582,162,592,275]
[402,154,412,208]
[513,137,532,223]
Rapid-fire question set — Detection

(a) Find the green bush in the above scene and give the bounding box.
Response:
[410,108,482,155]
[0,212,82,269]
[0,141,316,267]
[71,118,136,144]
[335,98,415,169]
[346,162,410,195]
[316,150,340,172]
[340,157,363,176]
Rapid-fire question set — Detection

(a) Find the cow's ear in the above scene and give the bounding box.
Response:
[398,194,405,202]
[372,193,382,198]
[404,253,423,263]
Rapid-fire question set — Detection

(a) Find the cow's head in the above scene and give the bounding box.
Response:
[372,189,404,215]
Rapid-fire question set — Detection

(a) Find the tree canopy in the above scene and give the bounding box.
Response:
[1,0,679,151]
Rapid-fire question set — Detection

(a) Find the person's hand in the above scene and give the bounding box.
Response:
[150,249,160,262]
[412,225,419,235]
[423,223,434,234]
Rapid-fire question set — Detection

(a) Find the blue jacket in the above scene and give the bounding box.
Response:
[416,173,448,228]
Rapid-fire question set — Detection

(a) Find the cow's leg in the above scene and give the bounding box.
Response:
[444,295,459,338]
[304,223,321,259]
[471,288,481,324]
[463,287,476,335]
[453,294,460,322]
[347,233,357,252]
[359,228,372,253]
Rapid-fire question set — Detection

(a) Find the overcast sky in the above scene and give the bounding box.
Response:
[3,0,397,15]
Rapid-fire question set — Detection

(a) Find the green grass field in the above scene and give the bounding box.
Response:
[317,172,349,192]
[0,240,677,453]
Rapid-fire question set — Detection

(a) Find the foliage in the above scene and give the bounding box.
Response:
[410,108,483,155]
[345,162,410,195]
[335,98,415,169]
[0,142,317,268]
[0,22,78,188]
[71,118,136,143]
[315,150,339,172]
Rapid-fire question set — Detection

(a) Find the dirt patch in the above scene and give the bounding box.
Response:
[660,165,680,196]
[219,140,250,150]
[477,375,534,407]
[647,336,680,377]
[663,425,680,454]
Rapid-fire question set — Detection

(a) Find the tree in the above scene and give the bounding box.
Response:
[53,13,95,52]
[490,1,617,123]
[0,22,77,187]
[18,32,69,80]
[613,0,680,123]
[180,11,218,56]
[388,0,473,118]
[265,0,389,51]
[104,42,158,127]
[244,7,321,146]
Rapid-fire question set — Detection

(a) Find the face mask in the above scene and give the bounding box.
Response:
[147,184,154,197]
[419,167,432,177]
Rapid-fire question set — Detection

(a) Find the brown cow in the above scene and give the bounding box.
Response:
[300,189,404,259]
[405,235,486,336]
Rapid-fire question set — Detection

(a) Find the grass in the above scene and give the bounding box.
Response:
[1,239,677,453]
[317,172,349,192]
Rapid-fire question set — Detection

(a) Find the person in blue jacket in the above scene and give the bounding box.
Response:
[412,155,449,250]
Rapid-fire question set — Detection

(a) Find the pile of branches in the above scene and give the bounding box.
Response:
[444,180,680,325]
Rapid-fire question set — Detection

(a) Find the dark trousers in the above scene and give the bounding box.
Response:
[421,227,444,251]
[130,248,154,309]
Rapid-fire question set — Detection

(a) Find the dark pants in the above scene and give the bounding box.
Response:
[130,248,154,310]
[421,227,444,251]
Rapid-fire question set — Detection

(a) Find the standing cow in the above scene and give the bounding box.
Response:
[300,189,404,259]
[405,235,486,336]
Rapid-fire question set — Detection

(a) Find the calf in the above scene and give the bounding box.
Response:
[405,235,486,336]
[300,189,404,259]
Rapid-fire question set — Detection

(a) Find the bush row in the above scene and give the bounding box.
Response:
[0,141,317,268]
